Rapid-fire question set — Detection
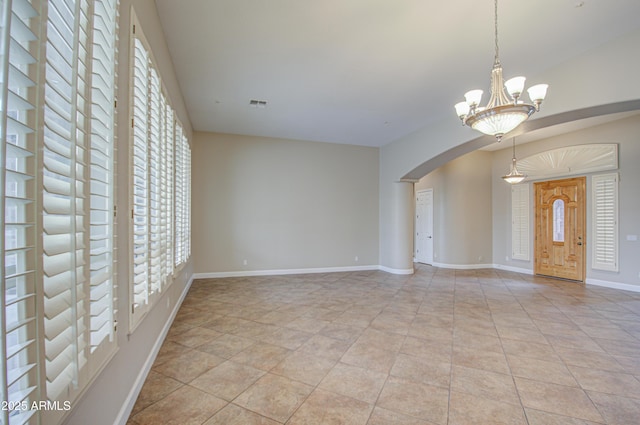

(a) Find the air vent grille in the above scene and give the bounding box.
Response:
[249,99,267,108]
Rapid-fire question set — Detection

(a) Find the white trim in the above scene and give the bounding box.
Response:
[493,264,534,275]
[115,274,195,425]
[194,265,382,279]
[431,262,495,270]
[377,265,414,275]
[586,278,640,293]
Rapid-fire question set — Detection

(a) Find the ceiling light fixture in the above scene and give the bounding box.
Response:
[454,0,548,141]
[502,137,525,184]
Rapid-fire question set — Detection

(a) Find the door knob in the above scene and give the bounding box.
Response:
[577,242,583,246]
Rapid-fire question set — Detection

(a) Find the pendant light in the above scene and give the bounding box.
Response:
[502,137,525,184]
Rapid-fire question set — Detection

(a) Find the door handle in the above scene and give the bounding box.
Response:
[427,236,432,239]
[577,242,583,246]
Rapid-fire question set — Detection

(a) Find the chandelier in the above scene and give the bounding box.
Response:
[502,137,525,184]
[454,0,548,141]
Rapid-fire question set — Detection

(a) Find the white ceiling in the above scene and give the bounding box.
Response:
[155,0,640,148]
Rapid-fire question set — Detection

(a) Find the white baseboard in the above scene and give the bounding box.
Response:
[193,265,640,293]
[193,265,380,279]
[493,264,534,275]
[493,266,640,292]
[116,274,194,425]
[430,262,495,270]
[586,278,640,293]
[377,265,414,275]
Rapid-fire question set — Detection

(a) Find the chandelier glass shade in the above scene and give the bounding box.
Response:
[454,0,548,141]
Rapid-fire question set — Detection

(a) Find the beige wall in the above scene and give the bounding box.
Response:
[415,151,493,266]
[192,132,380,274]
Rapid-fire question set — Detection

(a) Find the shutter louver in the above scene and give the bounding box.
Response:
[1,0,41,423]
[592,173,618,272]
[511,184,529,261]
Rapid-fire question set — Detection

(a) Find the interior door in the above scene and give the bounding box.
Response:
[534,177,586,281]
[415,189,434,264]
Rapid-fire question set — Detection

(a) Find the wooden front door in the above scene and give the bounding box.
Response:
[534,177,586,281]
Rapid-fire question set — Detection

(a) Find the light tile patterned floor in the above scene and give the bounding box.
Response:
[127,266,640,425]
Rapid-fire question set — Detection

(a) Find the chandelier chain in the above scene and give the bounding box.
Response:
[494,0,500,66]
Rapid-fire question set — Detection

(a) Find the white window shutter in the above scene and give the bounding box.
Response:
[89,0,118,366]
[592,173,618,271]
[148,67,162,294]
[163,99,174,278]
[186,140,191,259]
[1,1,41,423]
[42,0,91,404]
[511,184,530,261]
[173,125,191,267]
[130,17,190,330]
[2,0,118,422]
[174,122,184,266]
[131,36,150,324]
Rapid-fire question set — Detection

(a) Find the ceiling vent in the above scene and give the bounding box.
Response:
[249,99,267,108]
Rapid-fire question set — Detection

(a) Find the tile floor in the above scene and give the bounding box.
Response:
[127,266,640,425]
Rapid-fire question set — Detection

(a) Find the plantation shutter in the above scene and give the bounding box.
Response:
[130,12,190,330]
[174,122,184,266]
[161,94,173,284]
[511,184,530,261]
[148,67,162,293]
[1,0,41,423]
[131,35,149,323]
[41,0,91,401]
[185,137,191,259]
[89,0,117,363]
[173,122,191,268]
[592,173,618,271]
[2,0,118,422]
